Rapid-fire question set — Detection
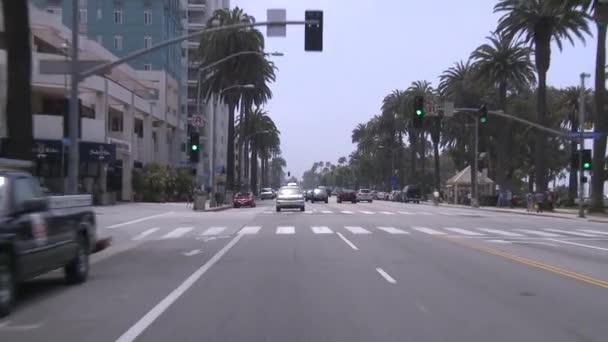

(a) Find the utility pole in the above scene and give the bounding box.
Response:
[578,73,591,218]
[472,117,479,208]
[67,0,80,194]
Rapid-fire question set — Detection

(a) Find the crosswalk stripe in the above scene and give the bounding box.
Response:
[579,229,608,236]
[311,226,333,234]
[515,229,564,237]
[321,210,333,214]
[544,229,600,237]
[444,227,484,236]
[303,211,313,214]
[201,227,227,236]
[360,211,374,215]
[377,227,409,234]
[276,226,295,234]
[344,226,371,234]
[379,211,395,215]
[239,226,261,234]
[132,228,159,241]
[416,212,433,216]
[341,210,354,214]
[412,227,445,235]
[477,228,524,237]
[398,211,414,215]
[161,227,193,239]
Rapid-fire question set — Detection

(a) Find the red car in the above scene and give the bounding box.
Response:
[337,189,357,203]
[233,192,256,208]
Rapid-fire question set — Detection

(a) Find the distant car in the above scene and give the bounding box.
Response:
[233,192,256,208]
[402,185,421,203]
[337,189,357,203]
[276,187,305,212]
[357,189,373,203]
[376,191,386,200]
[259,188,275,200]
[287,182,298,187]
[311,188,329,203]
[371,190,378,199]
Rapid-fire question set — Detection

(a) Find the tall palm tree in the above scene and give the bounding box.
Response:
[470,31,536,190]
[270,156,287,189]
[495,0,591,192]
[198,7,276,191]
[241,107,280,194]
[406,81,434,188]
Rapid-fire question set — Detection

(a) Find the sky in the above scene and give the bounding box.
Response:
[231,0,598,179]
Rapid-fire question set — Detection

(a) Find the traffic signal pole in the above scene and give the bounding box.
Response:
[578,73,590,218]
[472,117,479,208]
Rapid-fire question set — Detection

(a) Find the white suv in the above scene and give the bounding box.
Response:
[357,189,373,203]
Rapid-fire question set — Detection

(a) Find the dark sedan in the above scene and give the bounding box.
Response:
[311,188,329,203]
[337,189,357,203]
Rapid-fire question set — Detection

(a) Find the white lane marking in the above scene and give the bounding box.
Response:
[276,226,295,234]
[131,228,159,241]
[321,210,333,214]
[416,211,433,216]
[115,234,243,342]
[360,211,374,215]
[377,227,409,235]
[105,211,174,229]
[477,228,524,237]
[515,229,564,237]
[201,227,227,236]
[545,229,601,237]
[161,227,193,239]
[486,239,512,244]
[412,227,445,235]
[336,232,359,250]
[379,211,395,215]
[398,211,414,215]
[547,239,608,252]
[311,226,333,234]
[239,226,261,234]
[341,210,354,214]
[303,210,313,214]
[580,229,608,236]
[444,227,484,236]
[183,249,202,256]
[376,268,397,284]
[439,212,455,216]
[344,226,371,234]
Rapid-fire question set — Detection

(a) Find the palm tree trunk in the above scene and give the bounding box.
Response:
[590,22,607,212]
[420,131,426,192]
[534,35,551,193]
[409,129,417,182]
[1,0,32,160]
[250,147,258,195]
[433,139,440,190]
[495,82,510,191]
[568,120,579,204]
[226,103,236,190]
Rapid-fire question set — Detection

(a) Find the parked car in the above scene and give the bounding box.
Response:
[337,189,357,203]
[276,186,305,212]
[402,185,422,203]
[376,191,386,200]
[305,189,314,201]
[357,189,373,203]
[371,190,378,200]
[259,188,275,200]
[389,190,402,202]
[233,192,256,208]
[311,188,329,203]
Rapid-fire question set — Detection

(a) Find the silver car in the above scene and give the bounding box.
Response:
[276,187,305,212]
[357,189,374,203]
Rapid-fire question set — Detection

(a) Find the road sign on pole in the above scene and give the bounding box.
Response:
[566,131,607,139]
[267,9,287,37]
[390,175,399,187]
[425,94,439,116]
[191,115,204,127]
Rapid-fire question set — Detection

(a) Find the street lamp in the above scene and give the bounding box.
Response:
[240,129,271,191]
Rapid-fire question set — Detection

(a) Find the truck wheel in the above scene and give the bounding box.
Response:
[65,235,89,285]
[0,254,15,318]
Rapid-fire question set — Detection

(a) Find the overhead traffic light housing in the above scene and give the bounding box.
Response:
[570,149,592,171]
[189,132,200,163]
[304,10,323,52]
[479,105,488,124]
[413,96,424,128]
[582,149,592,170]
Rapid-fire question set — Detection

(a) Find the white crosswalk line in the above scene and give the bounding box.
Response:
[477,228,524,237]
[379,211,395,215]
[303,210,313,214]
[161,227,193,239]
[398,211,414,215]
[444,227,484,236]
[321,210,333,214]
[377,227,409,234]
[132,228,160,241]
[515,229,564,237]
[341,210,354,214]
[344,226,371,234]
[239,226,261,235]
[201,227,227,236]
[579,229,608,236]
[276,226,295,234]
[412,227,445,235]
[360,211,374,215]
[416,212,433,216]
[544,229,601,237]
[311,226,333,234]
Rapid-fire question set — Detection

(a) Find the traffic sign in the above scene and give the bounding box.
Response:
[191,115,204,127]
[425,94,439,116]
[566,131,608,139]
[390,175,399,187]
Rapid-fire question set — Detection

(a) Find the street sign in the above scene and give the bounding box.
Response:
[566,131,608,139]
[267,9,287,37]
[191,115,204,127]
[441,101,454,117]
[390,175,399,187]
[425,94,439,116]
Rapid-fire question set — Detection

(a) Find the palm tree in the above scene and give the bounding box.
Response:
[241,107,280,194]
[198,7,276,191]
[269,156,287,189]
[338,156,347,165]
[495,0,591,192]
[470,31,536,190]
[406,81,434,189]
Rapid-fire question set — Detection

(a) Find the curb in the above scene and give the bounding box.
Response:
[419,201,580,221]
[202,205,232,212]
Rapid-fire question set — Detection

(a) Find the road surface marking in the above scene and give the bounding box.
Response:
[379,211,395,215]
[398,211,414,215]
[336,232,359,250]
[416,211,433,216]
[377,227,409,234]
[262,211,273,214]
[439,212,456,216]
[477,228,524,237]
[547,239,608,252]
[360,211,374,215]
[514,229,564,237]
[412,227,445,235]
[131,228,159,241]
[321,210,333,214]
[276,226,295,234]
[183,249,202,256]
[105,211,174,229]
[444,227,484,236]
[580,229,608,236]
[311,226,333,234]
[201,227,227,236]
[545,229,600,237]
[341,210,354,214]
[239,226,261,234]
[303,210,313,214]
[344,226,371,234]
[486,239,512,244]
[376,268,397,284]
[115,234,243,342]
[161,227,193,239]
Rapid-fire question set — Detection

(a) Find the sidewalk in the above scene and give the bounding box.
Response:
[422,201,608,223]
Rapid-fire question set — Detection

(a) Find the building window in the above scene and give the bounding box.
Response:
[113,35,123,50]
[114,9,123,24]
[79,9,88,24]
[96,35,103,44]
[143,64,152,71]
[144,36,152,49]
[144,11,152,25]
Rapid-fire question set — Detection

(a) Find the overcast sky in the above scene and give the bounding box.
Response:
[232,0,597,179]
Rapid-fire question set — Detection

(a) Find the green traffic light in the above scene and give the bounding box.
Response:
[416,109,423,116]
[480,117,487,124]
[191,145,198,151]
[583,162,591,169]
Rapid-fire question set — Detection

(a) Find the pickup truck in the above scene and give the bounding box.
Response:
[0,161,100,317]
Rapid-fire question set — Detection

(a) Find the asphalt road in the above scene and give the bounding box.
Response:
[2,198,608,341]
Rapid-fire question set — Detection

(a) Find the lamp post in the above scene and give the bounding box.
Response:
[578,72,591,218]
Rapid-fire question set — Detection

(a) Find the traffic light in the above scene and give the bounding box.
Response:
[305,10,323,52]
[189,132,200,163]
[479,105,488,124]
[570,149,592,170]
[582,149,592,170]
[413,95,424,128]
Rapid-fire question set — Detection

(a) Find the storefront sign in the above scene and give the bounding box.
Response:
[32,140,63,159]
[80,142,116,163]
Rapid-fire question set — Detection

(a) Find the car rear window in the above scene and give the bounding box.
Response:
[360,189,370,193]
[279,188,301,195]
